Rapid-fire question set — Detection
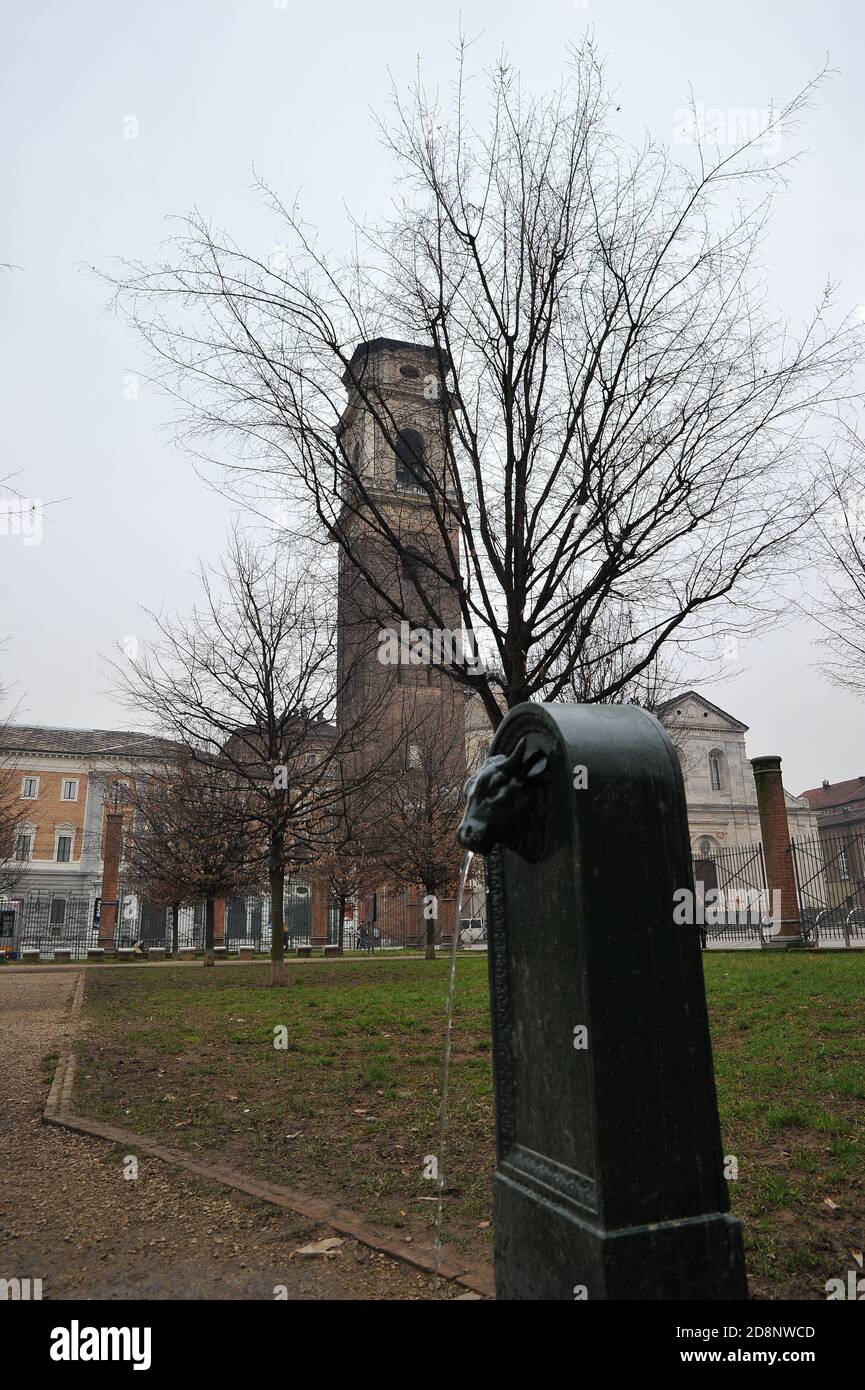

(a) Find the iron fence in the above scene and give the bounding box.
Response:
[0,872,489,960]
[1,894,99,959]
[691,839,770,946]
[791,831,865,946]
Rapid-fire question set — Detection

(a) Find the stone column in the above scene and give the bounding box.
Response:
[751,755,801,940]
[98,811,124,951]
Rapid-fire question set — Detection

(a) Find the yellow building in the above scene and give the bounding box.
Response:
[0,725,174,945]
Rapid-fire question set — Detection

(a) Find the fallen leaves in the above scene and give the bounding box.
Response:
[294,1237,344,1259]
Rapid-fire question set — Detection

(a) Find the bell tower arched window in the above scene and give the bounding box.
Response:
[395,428,426,488]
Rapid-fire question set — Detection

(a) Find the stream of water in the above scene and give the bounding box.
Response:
[432,847,475,1285]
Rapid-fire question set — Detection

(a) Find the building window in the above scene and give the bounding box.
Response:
[699,837,714,855]
[61,779,79,801]
[400,364,420,378]
[395,428,426,488]
[15,833,32,861]
[838,849,850,880]
[708,751,725,792]
[20,776,39,799]
[55,834,73,863]
[49,897,66,927]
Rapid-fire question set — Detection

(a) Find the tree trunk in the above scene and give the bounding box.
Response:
[423,884,436,961]
[170,902,179,958]
[269,843,285,987]
[204,896,215,966]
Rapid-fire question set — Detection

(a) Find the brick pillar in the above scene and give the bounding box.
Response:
[310,879,330,952]
[98,811,124,951]
[751,755,800,940]
[438,895,457,948]
[213,899,225,949]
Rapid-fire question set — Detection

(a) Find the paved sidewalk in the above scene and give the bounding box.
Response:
[0,972,462,1300]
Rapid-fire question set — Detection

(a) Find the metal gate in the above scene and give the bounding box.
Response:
[223,888,311,951]
[283,884,311,946]
[691,840,769,945]
[138,902,169,948]
[791,832,865,946]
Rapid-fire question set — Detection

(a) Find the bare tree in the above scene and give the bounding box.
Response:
[109,40,861,739]
[365,724,465,960]
[808,438,865,698]
[124,755,263,964]
[306,759,382,954]
[0,772,25,899]
[544,595,683,708]
[0,673,26,900]
[111,535,389,984]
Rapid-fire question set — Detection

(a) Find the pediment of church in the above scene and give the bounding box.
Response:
[655,691,748,734]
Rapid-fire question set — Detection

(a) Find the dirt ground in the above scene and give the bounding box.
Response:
[0,970,470,1300]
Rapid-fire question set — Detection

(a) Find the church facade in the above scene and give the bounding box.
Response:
[654,691,817,854]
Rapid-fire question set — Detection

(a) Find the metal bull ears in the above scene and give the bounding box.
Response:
[458,701,747,1301]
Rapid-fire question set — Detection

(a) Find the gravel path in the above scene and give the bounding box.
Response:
[0,970,462,1300]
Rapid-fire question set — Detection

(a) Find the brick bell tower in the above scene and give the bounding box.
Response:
[334,340,466,949]
[335,338,466,766]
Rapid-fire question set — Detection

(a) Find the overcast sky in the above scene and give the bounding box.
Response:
[1,0,863,794]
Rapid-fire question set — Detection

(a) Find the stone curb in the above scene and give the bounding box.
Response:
[44,970,85,1117]
[4,953,441,974]
[41,968,494,1299]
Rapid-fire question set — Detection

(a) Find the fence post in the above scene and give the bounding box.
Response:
[309,878,329,953]
[97,810,124,951]
[458,701,746,1300]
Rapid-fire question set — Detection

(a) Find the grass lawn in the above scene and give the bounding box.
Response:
[73,952,865,1297]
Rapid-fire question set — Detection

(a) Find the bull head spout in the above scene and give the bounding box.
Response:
[458,736,549,858]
